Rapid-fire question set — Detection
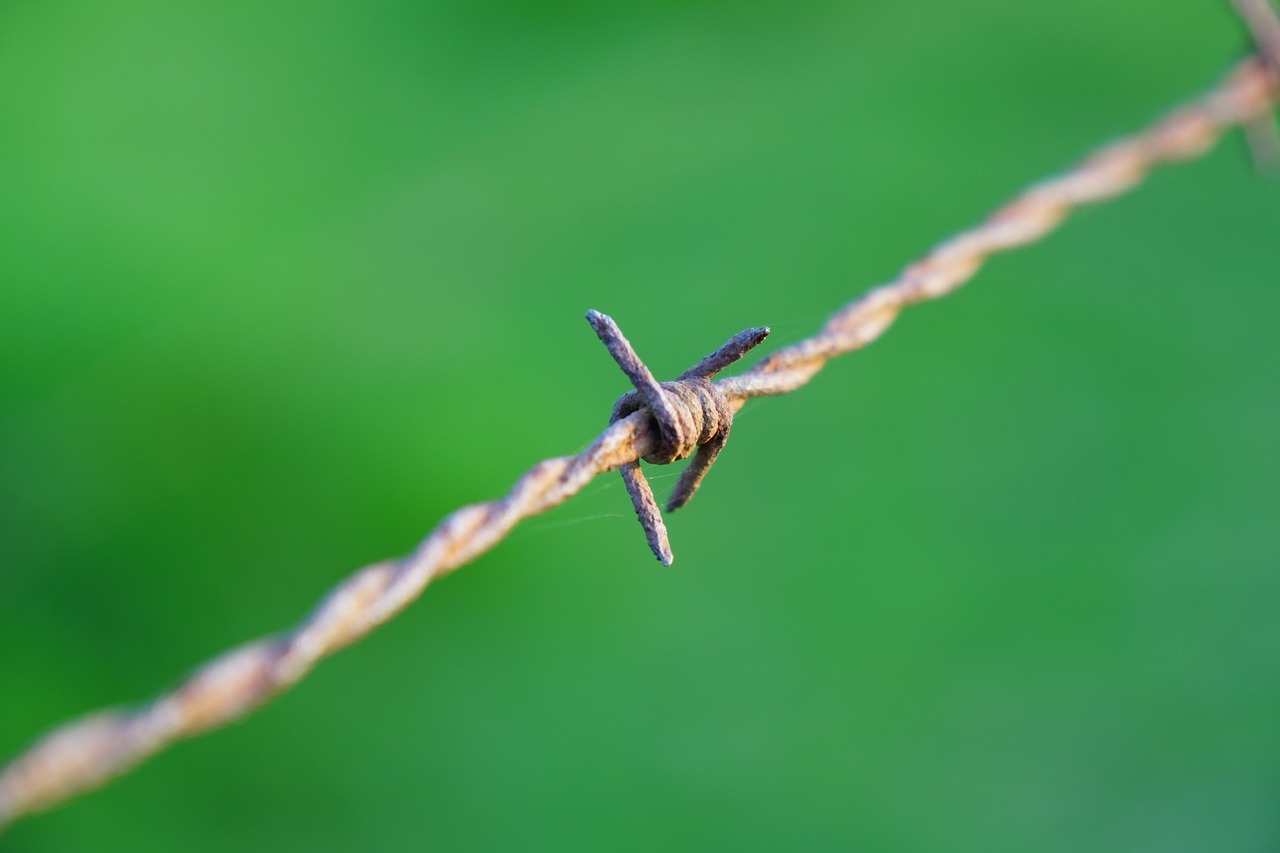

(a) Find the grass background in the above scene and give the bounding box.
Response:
[2,0,1278,850]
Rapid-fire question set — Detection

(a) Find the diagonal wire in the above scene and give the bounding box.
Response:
[0,56,1276,830]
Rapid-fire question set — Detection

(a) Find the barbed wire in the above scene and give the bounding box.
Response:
[1,48,1276,830]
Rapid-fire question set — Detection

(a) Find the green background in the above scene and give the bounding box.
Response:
[2,0,1277,850]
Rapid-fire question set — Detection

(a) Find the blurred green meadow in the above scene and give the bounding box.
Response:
[2,0,1278,849]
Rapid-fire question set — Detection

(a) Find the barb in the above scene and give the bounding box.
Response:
[589,309,770,564]
[1,52,1276,830]
[1236,0,1280,168]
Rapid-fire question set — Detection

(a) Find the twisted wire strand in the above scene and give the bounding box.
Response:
[1,58,1275,830]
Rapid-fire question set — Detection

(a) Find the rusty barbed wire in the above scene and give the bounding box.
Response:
[0,48,1276,830]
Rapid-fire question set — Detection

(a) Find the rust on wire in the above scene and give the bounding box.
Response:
[1,5,1278,831]
[587,309,770,564]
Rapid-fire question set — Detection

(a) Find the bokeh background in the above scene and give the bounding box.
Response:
[2,0,1278,850]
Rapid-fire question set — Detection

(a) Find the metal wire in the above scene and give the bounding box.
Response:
[0,57,1275,830]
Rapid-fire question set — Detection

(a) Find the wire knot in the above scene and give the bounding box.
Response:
[587,310,769,565]
[609,376,732,466]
